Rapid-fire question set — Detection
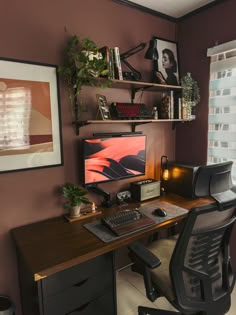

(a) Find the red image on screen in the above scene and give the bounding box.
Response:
[83,135,146,185]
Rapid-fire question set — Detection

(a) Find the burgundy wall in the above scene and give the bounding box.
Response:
[176,0,236,268]
[176,0,236,164]
[0,1,177,314]
[1,1,235,313]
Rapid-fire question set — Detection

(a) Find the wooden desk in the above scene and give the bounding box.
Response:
[11,194,212,315]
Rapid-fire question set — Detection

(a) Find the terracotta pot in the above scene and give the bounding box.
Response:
[69,206,81,218]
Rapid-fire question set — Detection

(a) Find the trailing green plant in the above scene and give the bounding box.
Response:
[181,72,200,106]
[58,35,111,119]
[61,183,92,210]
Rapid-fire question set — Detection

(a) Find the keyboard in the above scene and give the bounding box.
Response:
[101,208,155,236]
[110,103,152,119]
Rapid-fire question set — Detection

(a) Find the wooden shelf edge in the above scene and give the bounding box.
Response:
[74,118,194,124]
[110,79,182,91]
[73,118,194,134]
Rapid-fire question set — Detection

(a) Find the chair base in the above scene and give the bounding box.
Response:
[138,306,180,315]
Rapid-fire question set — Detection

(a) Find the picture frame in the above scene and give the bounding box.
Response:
[96,94,112,120]
[152,37,180,86]
[0,58,63,173]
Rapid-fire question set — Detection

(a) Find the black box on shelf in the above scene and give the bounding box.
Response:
[166,162,200,198]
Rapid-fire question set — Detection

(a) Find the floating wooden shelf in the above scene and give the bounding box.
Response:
[109,79,182,101]
[73,118,194,135]
[73,79,187,134]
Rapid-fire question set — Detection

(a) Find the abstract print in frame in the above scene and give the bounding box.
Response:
[0,58,63,173]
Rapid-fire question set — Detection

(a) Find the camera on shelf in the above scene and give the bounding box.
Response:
[116,190,132,204]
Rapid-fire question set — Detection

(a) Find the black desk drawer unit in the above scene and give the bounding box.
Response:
[42,270,113,315]
[41,253,111,298]
[37,253,116,315]
[18,253,116,315]
[67,291,114,315]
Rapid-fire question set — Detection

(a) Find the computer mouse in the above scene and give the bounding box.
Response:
[152,208,167,217]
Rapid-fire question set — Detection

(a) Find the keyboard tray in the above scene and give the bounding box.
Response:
[105,215,155,236]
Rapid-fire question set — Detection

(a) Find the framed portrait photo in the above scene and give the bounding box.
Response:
[96,94,112,120]
[0,58,63,173]
[153,37,180,86]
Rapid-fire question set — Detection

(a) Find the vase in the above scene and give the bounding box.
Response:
[183,102,192,119]
[69,206,81,218]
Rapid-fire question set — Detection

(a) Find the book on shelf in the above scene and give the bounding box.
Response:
[109,48,115,79]
[113,47,123,80]
[99,46,113,79]
[178,98,182,119]
[170,90,174,119]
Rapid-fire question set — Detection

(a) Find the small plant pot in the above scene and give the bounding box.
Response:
[69,206,81,218]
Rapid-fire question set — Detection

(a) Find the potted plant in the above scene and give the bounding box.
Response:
[181,72,200,119]
[58,35,110,120]
[61,183,92,218]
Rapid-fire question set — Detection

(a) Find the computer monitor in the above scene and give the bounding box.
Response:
[193,161,235,205]
[82,134,146,186]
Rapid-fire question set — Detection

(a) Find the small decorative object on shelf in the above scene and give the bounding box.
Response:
[58,35,111,120]
[96,94,112,120]
[181,72,200,119]
[61,182,92,220]
[152,106,158,120]
[91,202,97,212]
[158,95,170,119]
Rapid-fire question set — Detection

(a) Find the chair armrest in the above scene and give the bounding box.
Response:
[128,242,161,269]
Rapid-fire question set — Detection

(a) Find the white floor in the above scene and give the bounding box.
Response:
[117,265,236,315]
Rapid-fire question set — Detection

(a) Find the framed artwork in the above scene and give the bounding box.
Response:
[0,58,63,173]
[152,37,179,86]
[96,94,112,120]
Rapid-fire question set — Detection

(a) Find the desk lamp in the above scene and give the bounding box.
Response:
[120,43,146,81]
[145,38,160,82]
[145,38,159,61]
[160,155,169,195]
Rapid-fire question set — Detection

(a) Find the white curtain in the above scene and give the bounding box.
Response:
[207,40,236,183]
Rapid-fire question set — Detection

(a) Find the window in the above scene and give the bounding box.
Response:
[207,40,236,183]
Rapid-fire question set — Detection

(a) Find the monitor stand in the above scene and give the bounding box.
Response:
[87,184,113,207]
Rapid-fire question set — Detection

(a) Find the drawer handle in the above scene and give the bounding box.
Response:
[66,302,89,314]
[73,278,89,287]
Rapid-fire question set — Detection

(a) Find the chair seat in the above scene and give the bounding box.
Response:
[148,237,177,302]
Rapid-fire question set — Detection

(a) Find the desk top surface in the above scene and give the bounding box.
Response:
[11,193,212,281]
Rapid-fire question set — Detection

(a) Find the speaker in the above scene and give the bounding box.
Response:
[130,179,160,202]
[166,162,200,198]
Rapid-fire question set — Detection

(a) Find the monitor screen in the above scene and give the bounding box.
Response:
[82,135,146,185]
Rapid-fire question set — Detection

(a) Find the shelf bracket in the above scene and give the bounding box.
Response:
[131,86,137,103]
[131,85,154,102]
[73,121,90,135]
[131,121,151,132]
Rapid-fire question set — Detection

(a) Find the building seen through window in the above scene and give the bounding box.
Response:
[207,42,236,183]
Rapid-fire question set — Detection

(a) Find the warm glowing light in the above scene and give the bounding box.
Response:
[162,169,169,181]
[172,167,181,178]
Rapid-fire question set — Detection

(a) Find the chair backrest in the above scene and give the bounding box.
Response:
[170,201,236,315]
[193,161,233,198]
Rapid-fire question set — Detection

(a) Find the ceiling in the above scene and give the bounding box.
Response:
[119,0,218,19]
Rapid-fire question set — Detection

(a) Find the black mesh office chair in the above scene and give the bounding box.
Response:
[128,161,236,315]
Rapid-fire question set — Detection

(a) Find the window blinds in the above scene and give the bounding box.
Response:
[207,40,236,183]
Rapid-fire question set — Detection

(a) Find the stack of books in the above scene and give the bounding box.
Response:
[99,46,123,80]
